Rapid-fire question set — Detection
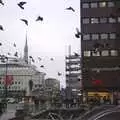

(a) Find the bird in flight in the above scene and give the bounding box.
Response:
[0,0,4,5]
[74,52,79,56]
[14,52,18,57]
[8,52,11,55]
[75,28,81,38]
[66,6,75,12]
[0,25,4,31]
[58,72,62,76]
[17,1,27,10]
[20,19,28,26]
[50,58,54,61]
[40,65,44,68]
[38,57,42,61]
[13,43,16,47]
[0,43,2,46]
[36,16,43,21]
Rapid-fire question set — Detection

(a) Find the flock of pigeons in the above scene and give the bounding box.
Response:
[0,0,80,77]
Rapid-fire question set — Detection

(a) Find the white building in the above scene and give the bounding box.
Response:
[0,37,46,98]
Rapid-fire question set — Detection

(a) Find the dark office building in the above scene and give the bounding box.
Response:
[81,0,120,102]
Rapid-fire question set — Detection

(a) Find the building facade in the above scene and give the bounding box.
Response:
[81,0,120,102]
[0,36,46,98]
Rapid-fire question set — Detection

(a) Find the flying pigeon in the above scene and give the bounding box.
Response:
[50,58,54,61]
[29,56,33,59]
[13,43,16,47]
[40,65,44,68]
[74,52,79,56]
[14,52,18,57]
[20,19,28,26]
[0,43,2,46]
[31,58,35,63]
[66,6,75,12]
[0,0,4,5]
[36,16,43,21]
[75,28,81,38]
[75,33,80,38]
[38,57,41,61]
[8,52,11,55]
[0,25,4,31]
[58,72,62,76]
[17,1,26,9]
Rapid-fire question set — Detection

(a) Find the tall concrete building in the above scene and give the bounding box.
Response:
[81,0,120,101]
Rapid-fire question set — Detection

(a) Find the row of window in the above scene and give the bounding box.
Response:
[0,81,21,85]
[84,50,118,57]
[82,17,120,24]
[82,1,115,8]
[0,86,21,89]
[83,33,116,40]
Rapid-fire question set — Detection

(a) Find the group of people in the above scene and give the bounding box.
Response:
[88,95,111,105]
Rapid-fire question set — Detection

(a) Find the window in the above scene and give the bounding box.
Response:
[82,3,89,8]
[91,18,98,23]
[109,17,116,23]
[92,34,99,40]
[100,18,107,23]
[108,2,114,7]
[111,50,118,56]
[90,3,98,8]
[92,51,100,56]
[100,33,108,39]
[110,33,116,39]
[84,51,91,56]
[118,17,120,22]
[101,50,109,56]
[83,34,90,40]
[99,2,106,7]
[83,18,89,24]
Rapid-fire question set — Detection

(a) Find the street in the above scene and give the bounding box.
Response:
[94,111,120,120]
[0,104,16,120]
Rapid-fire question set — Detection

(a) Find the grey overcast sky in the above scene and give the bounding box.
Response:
[0,0,80,88]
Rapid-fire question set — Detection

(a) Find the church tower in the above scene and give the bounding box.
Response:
[24,34,28,64]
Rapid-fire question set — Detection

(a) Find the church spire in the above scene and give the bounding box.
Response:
[24,33,28,64]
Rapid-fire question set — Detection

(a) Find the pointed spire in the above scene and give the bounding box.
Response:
[24,32,28,64]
